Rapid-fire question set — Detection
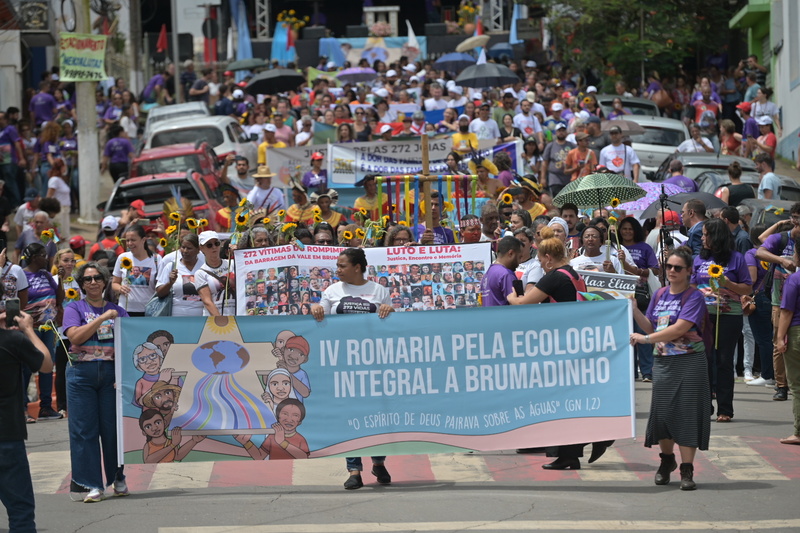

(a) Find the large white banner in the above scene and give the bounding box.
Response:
[235,243,492,315]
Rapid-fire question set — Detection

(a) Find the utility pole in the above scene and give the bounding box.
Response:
[76,0,101,225]
[171,0,183,103]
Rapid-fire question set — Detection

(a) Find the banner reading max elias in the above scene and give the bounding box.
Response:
[116,300,633,464]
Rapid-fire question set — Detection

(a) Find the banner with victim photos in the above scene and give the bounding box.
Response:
[234,243,492,316]
[116,300,634,464]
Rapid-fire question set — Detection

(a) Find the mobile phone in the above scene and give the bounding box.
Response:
[512,279,524,297]
[5,298,20,328]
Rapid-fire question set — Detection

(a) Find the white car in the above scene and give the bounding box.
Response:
[142,115,258,178]
[143,101,210,138]
[623,116,689,179]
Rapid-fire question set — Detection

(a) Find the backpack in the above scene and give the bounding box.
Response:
[653,286,714,356]
[760,231,789,300]
[549,267,588,303]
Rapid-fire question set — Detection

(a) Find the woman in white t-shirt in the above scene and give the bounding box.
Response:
[155,233,205,316]
[570,225,623,274]
[195,231,235,316]
[111,224,161,316]
[47,160,72,243]
[311,248,393,490]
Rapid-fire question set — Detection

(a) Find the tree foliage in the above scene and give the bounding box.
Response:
[543,0,737,89]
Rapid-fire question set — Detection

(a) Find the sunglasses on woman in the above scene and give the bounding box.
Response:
[665,263,686,272]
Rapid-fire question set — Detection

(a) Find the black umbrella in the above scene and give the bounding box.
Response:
[455,63,519,88]
[640,191,727,220]
[244,69,305,95]
[227,58,268,72]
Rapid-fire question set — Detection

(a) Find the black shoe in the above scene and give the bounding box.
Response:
[588,440,613,464]
[774,387,789,401]
[343,473,364,490]
[371,464,391,484]
[37,407,64,420]
[542,457,580,470]
[654,453,677,485]
[679,463,696,491]
[516,447,546,454]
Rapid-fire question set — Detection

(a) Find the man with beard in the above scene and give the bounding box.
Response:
[540,123,575,196]
[513,99,544,151]
[141,381,181,427]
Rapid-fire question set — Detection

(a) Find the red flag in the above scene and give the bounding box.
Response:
[156,24,168,53]
[475,16,484,36]
[286,25,295,51]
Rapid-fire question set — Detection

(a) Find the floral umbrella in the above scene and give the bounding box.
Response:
[607,182,684,212]
[552,172,646,209]
[336,67,378,84]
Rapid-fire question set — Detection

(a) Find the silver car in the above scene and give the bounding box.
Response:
[623,115,690,178]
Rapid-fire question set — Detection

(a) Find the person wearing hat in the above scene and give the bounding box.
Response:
[68,235,88,265]
[285,179,316,225]
[409,110,427,136]
[676,124,714,153]
[399,114,414,136]
[141,380,182,426]
[378,124,394,142]
[446,84,467,108]
[564,132,598,182]
[247,165,285,215]
[452,114,479,154]
[470,103,502,142]
[14,188,40,235]
[754,116,777,158]
[302,152,328,192]
[195,230,235,316]
[89,216,124,260]
[599,125,641,182]
[541,123,575,196]
[736,101,758,158]
[511,175,547,220]
[310,189,343,228]
[543,102,568,134]
[354,174,389,221]
[257,123,287,165]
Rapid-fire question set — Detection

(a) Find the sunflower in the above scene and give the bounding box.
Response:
[760,260,770,271]
[501,193,513,205]
[707,264,724,279]
[239,197,248,207]
[342,230,354,241]
[65,276,74,284]
[116,236,126,248]
[359,207,368,216]
[382,215,391,226]
[314,214,323,223]
[119,257,133,270]
[40,229,54,240]
[198,218,209,227]
[235,212,249,226]
[165,225,177,235]
[443,201,454,212]
[186,218,198,229]
[65,288,80,300]
[262,217,271,225]
[355,228,366,239]
[282,223,297,232]
[774,208,785,215]
[583,97,592,105]
[169,211,181,221]
[277,209,286,218]
[312,206,321,215]
[398,220,408,227]
[38,324,53,332]
[610,198,621,208]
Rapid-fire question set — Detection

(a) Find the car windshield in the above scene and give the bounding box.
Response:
[134,155,201,176]
[600,101,658,116]
[629,126,686,147]
[108,180,200,211]
[151,127,224,148]
[150,110,206,127]
[683,165,729,180]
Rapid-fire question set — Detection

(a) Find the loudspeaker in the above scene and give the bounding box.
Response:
[424,23,447,36]
[303,27,327,40]
[347,25,369,38]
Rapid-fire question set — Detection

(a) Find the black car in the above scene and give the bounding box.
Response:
[695,170,800,202]
[739,198,794,228]
[647,153,757,182]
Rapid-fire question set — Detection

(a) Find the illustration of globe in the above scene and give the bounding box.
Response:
[191,340,251,374]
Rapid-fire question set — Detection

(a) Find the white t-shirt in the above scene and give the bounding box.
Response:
[121,115,138,140]
[676,137,713,153]
[321,280,390,315]
[424,97,447,111]
[469,118,501,140]
[157,259,205,316]
[47,176,71,208]
[13,204,36,230]
[513,112,542,138]
[570,253,623,275]
[113,252,160,313]
[246,124,265,145]
[295,130,313,146]
[194,261,236,316]
[447,97,468,109]
[246,186,286,213]
[598,144,641,179]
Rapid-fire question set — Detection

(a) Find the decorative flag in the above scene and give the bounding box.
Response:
[156,24,168,53]
[286,24,295,51]
[509,2,523,45]
[402,20,420,61]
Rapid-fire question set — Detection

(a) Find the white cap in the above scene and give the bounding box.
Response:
[436,78,447,86]
[458,114,471,121]
[403,64,417,73]
[386,69,397,77]
[232,89,244,99]
[409,75,420,83]
[374,88,389,98]
[326,61,337,69]
[525,91,537,103]
[502,88,516,97]
[551,102,564,111]
[757,116,773,126]
[577,110,591,120]
[51,73,60,81]
[379,124,393,134]
[198,230,220,246]
[555,123,567,130]
[101,215,119,231]
[586,85,598,93]
[525,60,537,68]
[449,85,463,94]
[265,123,277,132]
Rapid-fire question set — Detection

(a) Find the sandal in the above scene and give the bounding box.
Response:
[716,415,732,423]
[26,415,36,424]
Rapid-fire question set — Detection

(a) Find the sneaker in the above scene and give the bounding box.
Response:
[642,374,653,383]
[343,473,364,490]
[112,479,129,497]
[746,377,768,386]
[69,481,89,502]
[58,409,67,418]
[763,379,777,387]
[371,464,391,484]
[37,407,64,420]
[744,371,754,382]
[83,489,104,503]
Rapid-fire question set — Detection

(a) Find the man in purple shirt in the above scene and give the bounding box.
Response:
[100,125,134,182]
[480,236,522,306]
[737,101,759,158]
[0,111,26,206]
[663,159,698,193]
[28,81,57,127]
[143,68,172,104]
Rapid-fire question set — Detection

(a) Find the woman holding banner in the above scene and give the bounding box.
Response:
[631,246,711,490]
[311,248,394,490]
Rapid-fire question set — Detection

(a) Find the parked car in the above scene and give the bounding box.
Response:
[647,152,757,182]
[739,198,794,229]
[622,116,689,178]
[130,141,221,179]
[99,170,225,230]
[596,95,660,117]
[695,170,800,202]
[143,101,210,138]
[142,115,258,171]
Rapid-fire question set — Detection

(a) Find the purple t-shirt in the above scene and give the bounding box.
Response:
[104,137,134,163]
[745,248,768,291]
[663,174,698,193]
[691,252,752,315]
[480,263,516,306]
[63,299,129,362]
[29,92,57,125]
[742,117,759,141]
[302,170,328,190]
[0,125,20,165]
[762,231,795,304]
[646,288,707,356]
[497,170,515,187]
[780,271,800,327]
[40,140,61,160]
[103,105,123,122]
[626,241,658,270]
[143,74,165,100]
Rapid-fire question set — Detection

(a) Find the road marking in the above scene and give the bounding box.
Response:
[577,448,639,481]
[291,457,344,486]
[148,462,214,490]
[159,519,800,532]
[428,453,493,482]
[707,436,789,481]
[29,451,71,494]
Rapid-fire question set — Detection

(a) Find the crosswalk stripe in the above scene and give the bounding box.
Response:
[707,436,789,481]
[148,462,214,490]
[29,451,71,494]
[428,453,493,483]
[159,519,800,532]
[577,447,639,481]
[291,457,345,486]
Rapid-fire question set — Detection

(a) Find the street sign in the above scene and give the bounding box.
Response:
[202,17,219,40]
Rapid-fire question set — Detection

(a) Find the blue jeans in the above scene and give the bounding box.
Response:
[346,456,386,472]
[748,291,775,380]
[0,440,36,532]
[634,322,653,377]
[66,361,124,491]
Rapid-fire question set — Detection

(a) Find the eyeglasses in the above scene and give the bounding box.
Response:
[137,352,159,364]
[203,241,221,248]
[83,275,105,283]
[665,264,686,272]
[355,111,365,115]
